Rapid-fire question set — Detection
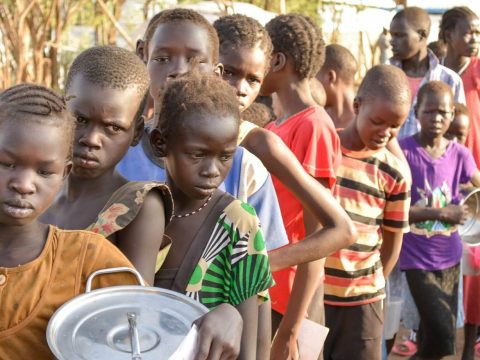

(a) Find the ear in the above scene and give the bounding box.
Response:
[136,39,147,63]
[150,128,167,158]
[328,69,337,85]
[414,104,419,119]
[353,96,361,115]
[213,63,224,77]
[271,52,287,72]
[63,161,73,180]
[131,115,145,146]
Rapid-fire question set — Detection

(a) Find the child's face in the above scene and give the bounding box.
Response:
[446,16,480,57]
[390,18,426,61]
[355,97,409,150]
[445,114,469,145]
[220,45,268,113]
[66,75,142,179]
[146,22,216,100]
[416,92,454,139]
[163,113,238,200]
[0,118,70,226]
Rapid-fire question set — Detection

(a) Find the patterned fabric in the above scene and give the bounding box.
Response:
[86,181,173,271]
[186,200,274,309]
[324,144,411,306]
[389,50,466,139]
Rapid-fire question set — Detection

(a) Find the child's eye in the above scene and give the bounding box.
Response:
[154,56,169,63]
[75,115,87,124]
[0,162,14,169]
[220,154,233,162]
[248,77,261,85]
[38,169,53,177]
[223,70,234,77]
[106,124,121,133]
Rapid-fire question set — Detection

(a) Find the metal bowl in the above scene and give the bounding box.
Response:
[47,267,208,360]
[459,188,480,247]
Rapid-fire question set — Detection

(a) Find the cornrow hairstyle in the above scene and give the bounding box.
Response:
[392,7,431,38]
[454,101,469,117]
[266,14,325,79]
[357,64,411,106]
[416,81,454,109]
[214,14,273,73]
[321,44,357,83]
[0,84,75,159]
[65,45,150,124]
[144,8,219,63]
[156,72,240,143]
[439,6,478,42]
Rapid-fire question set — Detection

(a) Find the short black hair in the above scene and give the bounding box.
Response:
[427,40,447,59]
[156,72,240,142]
[439,6,478,42]
[266,14,325,79]
[0,84,75,159]
[65,45,150,124]
[392,7,431,38]
[242,102,275,127]
[357,64,411,105]
[454,102,469,117]
[214,14,273,73]
[144,8,219,63]
[320,44,357,83]
[416,81,454,109]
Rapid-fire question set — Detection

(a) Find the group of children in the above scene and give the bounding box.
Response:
[1,4,480,360]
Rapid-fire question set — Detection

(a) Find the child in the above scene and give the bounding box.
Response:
[214,14,356,358]
[116,8,289,254]
[151,72,274,360]
[316,43,358,129]
[0,84,138,359]
[399,81,480,360]
[389,6,465,140]
[323,65,412,360]
[445,102,470,144]
[42,46,170,284]
[260,15,343,356]
[42,45,246,359]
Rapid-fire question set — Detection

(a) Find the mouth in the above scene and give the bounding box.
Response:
[73,152,100,168]
[194,186,217,197]
[3,199,34,219]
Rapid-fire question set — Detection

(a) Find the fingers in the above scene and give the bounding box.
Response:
[193,326,213,360]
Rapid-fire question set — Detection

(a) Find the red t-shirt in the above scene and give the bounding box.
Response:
[266,106,341,314]
[462,57,480,167]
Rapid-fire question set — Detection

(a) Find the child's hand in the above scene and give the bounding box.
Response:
[192,303,242,360]
[439,204,469,225]
[270,327,300,360]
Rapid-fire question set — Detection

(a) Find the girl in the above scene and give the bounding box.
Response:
[151,72,274,360]
[399,81,480,360]
[440,8,480,359]
[0,85,137,359]
[214,14,356,358]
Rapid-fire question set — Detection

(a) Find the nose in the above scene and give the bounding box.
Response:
[200,159,220,179]
[167,58,189,79]
[78,126,101,150]
[10,170,35,195]
[231,78,248,98]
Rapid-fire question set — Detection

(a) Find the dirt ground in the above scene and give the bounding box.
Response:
[389,327,468,360]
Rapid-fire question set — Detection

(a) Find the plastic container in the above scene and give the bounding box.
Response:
[383,282,403,340]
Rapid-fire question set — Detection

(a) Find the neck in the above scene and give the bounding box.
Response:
[167,174,213,215]
[326,90,355,128]
[402,49,429,76]
[443,46,470,74]
[340,120,368,151]
[416,131,444,148]
[275,77,317,119]
[67,169,125,201]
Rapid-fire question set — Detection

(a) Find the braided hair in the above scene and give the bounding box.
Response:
[439,6,478,42]
[0,84,75,159]
[266,14,325,79]
[214,14,273,73]
[144,9,219,63]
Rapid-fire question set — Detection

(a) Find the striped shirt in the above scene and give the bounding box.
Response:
[389,50,466,139]
[324,145,411,306]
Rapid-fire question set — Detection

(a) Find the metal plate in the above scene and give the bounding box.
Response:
[47,286,208,360]
[460,188,480,247]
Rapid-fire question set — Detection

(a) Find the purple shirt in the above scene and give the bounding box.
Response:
[399,136,476,271]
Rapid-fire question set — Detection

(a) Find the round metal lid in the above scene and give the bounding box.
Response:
[47,268,207,360]
[460,188,480,247]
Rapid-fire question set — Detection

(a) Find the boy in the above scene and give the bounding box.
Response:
[323,65,411,360]
[389,6,465,139]
[260,14,340,357]
[446,102,470,145]
[316,44,358,129]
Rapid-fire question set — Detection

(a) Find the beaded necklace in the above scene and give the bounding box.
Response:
[173,194,213,218]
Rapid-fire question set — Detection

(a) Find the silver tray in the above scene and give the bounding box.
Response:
[47,267,208,360]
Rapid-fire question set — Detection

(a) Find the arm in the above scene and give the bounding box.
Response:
[387,137,412,184]
[236,296,259,360]
[243,128,356,271]
[469,169,480,187]
[380,229,403,278]
[410,204,467,225]
[116,191,166,284]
